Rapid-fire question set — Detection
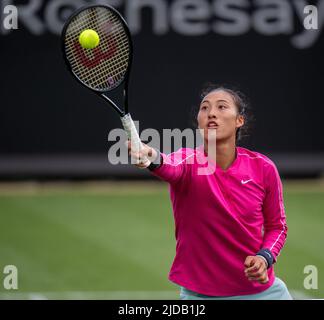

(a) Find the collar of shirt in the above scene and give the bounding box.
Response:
[195,145,241,174]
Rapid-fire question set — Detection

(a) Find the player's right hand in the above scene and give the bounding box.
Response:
[126,140,158,168]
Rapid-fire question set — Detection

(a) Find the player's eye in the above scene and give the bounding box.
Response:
[219,105,227,110]
[200,105,208,110]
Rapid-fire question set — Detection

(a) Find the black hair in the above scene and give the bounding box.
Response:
[191,83,254,143]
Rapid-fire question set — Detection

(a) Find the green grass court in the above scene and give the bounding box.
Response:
[0,181,323,300]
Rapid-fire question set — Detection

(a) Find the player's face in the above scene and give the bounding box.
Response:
[197,90,244,143]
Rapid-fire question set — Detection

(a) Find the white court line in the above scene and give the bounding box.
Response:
[28,293,48,300]
[0,290,319,300]
[289,290,316,300]
[0,290,179,300]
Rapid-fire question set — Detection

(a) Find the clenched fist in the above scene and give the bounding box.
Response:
[244,256,269,284]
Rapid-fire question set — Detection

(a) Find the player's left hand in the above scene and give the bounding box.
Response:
[244,256,269,284]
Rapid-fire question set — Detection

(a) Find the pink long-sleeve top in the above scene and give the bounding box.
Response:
[150,146,288,296]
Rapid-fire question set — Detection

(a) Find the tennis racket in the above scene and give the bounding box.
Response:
[61,4,150,166]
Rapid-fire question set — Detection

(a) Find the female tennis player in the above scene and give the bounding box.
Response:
[127,84,292,300]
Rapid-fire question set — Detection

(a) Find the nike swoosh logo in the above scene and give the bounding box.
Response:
[241,179,253,185]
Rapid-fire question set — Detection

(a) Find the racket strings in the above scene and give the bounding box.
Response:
[66,10,128,88]
[70,12,128,89]
[64,7,130,91]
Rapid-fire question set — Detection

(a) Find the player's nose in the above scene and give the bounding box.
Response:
[208,107,218,119]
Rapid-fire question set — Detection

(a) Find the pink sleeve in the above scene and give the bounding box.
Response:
[262,162,288,262]
[150,149,194,184]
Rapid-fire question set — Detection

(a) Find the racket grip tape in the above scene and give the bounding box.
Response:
[121,113,151,167]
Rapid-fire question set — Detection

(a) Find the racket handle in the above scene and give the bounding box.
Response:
[121,113,151,167]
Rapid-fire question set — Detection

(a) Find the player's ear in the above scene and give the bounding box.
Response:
[236,114,244,129]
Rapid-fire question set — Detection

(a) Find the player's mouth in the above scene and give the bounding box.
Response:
[207,121,219,129]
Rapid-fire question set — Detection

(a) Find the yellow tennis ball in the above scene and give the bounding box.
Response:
[79,29,100,49]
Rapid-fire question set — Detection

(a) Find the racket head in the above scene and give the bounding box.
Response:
[61,4,133,93]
